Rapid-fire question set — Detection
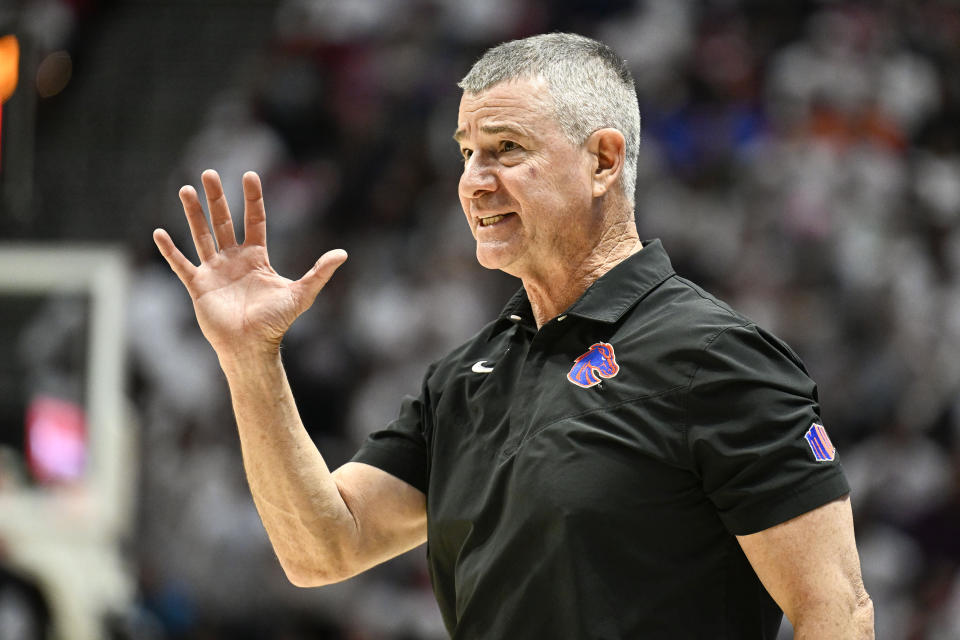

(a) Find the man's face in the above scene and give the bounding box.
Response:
[455,77,596,279]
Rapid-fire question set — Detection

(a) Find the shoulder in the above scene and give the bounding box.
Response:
[615,273,812,394]
[616,273,755,367]
[643,274,752,344]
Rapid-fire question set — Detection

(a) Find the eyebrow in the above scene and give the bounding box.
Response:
[453,123,530,143]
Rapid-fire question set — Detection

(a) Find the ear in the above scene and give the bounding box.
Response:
[586,128,626,199]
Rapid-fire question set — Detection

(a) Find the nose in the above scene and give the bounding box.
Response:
[458,153,497,201]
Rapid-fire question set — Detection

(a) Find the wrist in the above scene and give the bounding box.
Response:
[217,343,284,379]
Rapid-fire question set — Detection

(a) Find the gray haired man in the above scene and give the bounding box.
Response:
[154,33,873,638]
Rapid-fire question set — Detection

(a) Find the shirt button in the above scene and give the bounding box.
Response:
[509,314,522,322]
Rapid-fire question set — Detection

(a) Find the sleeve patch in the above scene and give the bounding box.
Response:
[804,422,836,462]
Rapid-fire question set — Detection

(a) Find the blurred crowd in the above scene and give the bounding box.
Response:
[6,0,960,638]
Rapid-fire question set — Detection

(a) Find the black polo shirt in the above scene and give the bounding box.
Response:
[352,239,849,639]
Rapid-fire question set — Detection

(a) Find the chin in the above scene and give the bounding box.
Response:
[474,243,519,273]
[475,251,504,271]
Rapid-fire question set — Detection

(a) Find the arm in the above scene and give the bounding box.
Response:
[736,495,874,639]
[221,350,427,586]
[154,170,426,586]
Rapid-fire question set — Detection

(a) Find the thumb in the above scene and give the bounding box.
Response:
[295,249,348,307]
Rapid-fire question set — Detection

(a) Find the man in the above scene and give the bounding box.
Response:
[153,33,873,638]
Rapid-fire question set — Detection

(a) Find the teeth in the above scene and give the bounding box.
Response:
[480,214,505,227]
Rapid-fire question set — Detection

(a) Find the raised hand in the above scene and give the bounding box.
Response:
[153,170,347,359]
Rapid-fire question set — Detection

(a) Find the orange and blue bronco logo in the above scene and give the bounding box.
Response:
[567,342,620,388]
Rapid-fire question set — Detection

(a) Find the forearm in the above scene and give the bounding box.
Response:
[220,348,358,586]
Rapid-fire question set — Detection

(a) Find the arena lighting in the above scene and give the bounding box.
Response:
[0,34,20,172]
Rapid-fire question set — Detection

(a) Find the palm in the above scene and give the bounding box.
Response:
[154,170,346,357]
[190,246,299,348]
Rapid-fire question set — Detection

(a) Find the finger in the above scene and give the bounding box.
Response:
[242,171,267,247]
[179,184,217,261]
[201,169,238,251]
[153,228,197,286]
[295,249,348,307]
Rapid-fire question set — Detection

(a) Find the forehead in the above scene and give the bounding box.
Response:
[454,77,558,142]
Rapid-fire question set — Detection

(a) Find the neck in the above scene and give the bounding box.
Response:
[522,224,642,328]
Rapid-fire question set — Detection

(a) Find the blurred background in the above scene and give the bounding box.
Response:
[0,0,959,638]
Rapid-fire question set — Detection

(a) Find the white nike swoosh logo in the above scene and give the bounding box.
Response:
[471,361,495,374]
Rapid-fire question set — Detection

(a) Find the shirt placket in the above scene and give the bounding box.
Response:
[500,316,567,459]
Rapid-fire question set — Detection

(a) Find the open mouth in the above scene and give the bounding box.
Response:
[479,212,516,227]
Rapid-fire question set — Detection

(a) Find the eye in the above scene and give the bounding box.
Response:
[499,140,520,153]
[460,148,473,163]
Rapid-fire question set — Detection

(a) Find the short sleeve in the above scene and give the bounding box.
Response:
[684,323,850,535]
[350,371,432,495]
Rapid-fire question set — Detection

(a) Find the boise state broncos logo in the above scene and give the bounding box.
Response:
[567,342,620,388]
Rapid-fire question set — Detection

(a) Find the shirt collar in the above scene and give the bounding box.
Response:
[496,239,676,326]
